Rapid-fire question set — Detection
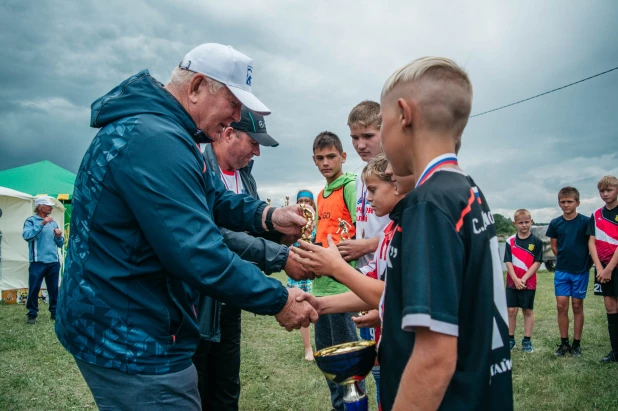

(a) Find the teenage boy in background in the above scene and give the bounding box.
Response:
[504,209,543,353]
[588,175,618,363]
[311,131,361,411]
[546,186,591,357]
[377,57,513,410]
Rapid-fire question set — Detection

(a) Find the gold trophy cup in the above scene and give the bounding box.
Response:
[314,341,377,411]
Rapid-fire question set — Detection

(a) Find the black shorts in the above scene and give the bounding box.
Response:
[594,265,618,297]
[506,288,536,309]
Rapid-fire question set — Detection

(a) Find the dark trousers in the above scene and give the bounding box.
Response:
[315,312,365,411]
[27,261,60,317]
[192,305,242,411]
[75,358,200,410]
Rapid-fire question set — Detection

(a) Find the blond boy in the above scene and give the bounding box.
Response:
[378,57,512,410]
[504,209,543,353]
[587,175,618,363]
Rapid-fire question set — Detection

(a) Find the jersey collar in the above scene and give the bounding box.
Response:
[415,153,459,188]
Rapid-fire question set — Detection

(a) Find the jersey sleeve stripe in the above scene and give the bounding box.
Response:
[455,188,475,233]
[401,313,459,337]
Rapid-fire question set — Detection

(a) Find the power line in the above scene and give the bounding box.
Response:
[470,65,618,118]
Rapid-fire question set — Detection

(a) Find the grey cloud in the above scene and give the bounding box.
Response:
[1,0,617,221]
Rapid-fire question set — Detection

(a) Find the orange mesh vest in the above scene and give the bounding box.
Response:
[315,186,356,246]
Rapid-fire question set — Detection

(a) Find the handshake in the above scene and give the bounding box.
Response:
[274,288,323,331]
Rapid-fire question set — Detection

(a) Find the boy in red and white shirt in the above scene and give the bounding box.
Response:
[587,175,618,363]
[503,209,543,353]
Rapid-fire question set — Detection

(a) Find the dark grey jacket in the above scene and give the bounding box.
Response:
[198,144,289,341]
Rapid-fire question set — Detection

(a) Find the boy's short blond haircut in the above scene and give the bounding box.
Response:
[558,186,580,201]
[513,209,532,221]
[381,57,472,139]
[348,100,380,128]
[361,153,391,183]
[598,175,618,190]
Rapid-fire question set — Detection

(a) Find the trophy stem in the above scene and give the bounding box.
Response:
[343,381,369,411]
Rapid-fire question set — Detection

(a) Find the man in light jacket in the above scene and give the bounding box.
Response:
[22,196,64,324]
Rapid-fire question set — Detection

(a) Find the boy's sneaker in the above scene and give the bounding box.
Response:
[509,338,516,351]
[26,315,36,325]
[555,343,571,357]
[522,339,534,353]
[570,345,582,358]
[600,351,618,363]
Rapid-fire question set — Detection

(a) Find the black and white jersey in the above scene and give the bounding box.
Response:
[379,168,513,411]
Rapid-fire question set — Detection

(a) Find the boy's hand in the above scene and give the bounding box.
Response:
[597,267,612,284]
[53,228,63,237]
[292,234,347,277]
[514,277,527,290]
[337,239,372,262]
[353,310,381,328]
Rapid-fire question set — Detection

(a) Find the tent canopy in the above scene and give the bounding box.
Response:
[0,160,76,200]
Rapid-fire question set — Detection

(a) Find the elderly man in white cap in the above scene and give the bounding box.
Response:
[55,44,316,410]
[22,196,64,324]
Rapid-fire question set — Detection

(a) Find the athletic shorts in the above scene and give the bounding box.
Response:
[506,288,536,309]
[554,270,589,299]
[594,265,618,297]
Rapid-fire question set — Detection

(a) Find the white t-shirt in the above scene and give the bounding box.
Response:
[219,168,245,195]
[355,176,391,268]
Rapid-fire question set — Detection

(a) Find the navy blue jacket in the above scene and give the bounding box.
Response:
[55,70,288,375]
[198,145,289,341]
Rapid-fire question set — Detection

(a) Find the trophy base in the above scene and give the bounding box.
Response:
[343,381,369,411]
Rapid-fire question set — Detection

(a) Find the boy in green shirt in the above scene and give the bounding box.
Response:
[311,131,360,411]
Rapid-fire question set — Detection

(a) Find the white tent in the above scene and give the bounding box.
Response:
[0,186,65,295]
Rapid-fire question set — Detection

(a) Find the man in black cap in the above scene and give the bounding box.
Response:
[194,106,311,410]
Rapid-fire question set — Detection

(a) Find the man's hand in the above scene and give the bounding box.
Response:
[285,250,314,281]
[42,216,54,226]
[264,205,314,237]
[295,291,325,315]
[353,310,381,328]
[292,234,347,277]
[275,288,319,331]
[53,228,63,238]
[281,233,299,247]
[337,238,377,262]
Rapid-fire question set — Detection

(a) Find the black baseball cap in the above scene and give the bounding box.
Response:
[230,106,279,147]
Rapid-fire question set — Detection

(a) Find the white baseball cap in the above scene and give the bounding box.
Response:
[35,196,55,207]
[179,43,271,115]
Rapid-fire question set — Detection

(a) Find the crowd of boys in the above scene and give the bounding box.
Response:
[302,73,618,410]
[503,179,618,365]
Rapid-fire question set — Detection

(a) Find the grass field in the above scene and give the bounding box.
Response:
[1,271,617,410]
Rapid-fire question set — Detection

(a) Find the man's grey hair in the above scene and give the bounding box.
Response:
[169,67,224,94]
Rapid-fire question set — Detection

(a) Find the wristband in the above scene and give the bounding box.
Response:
[265,207,277,232]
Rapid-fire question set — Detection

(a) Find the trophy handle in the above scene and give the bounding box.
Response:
[343,381,369,411]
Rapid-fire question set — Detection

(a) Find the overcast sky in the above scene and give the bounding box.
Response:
[1,0,617,222]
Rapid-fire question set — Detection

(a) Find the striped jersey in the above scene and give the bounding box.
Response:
[503,234,543,290]
[588,206,618,265]
[359,220,397,345]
